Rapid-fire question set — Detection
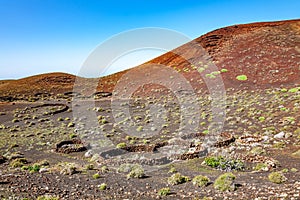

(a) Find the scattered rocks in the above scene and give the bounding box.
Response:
[274,132,285,139]
[39,168,49,173]
[84,150,93,158]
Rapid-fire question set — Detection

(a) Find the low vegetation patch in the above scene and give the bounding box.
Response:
[268,172,287,184]
[127,165,145,179]
[37,196,59,200]
[116,142,126,149]
[204,156,244,171]
[236,75,248,81]
[93,173,101,179]
[117,163,145,179]
[167,173,190,185]
[192,175,210,187]
[158,187,171,196]
[213,172,236,192]
[99,183,107,190]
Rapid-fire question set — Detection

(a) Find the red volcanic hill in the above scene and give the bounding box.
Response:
[0,19,299,97]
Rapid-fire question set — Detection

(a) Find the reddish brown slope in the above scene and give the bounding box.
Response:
[1,19,299,97]
[94,19,300,93]
[146,19,300,88]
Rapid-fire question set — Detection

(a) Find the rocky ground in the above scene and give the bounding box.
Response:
[0,85,299,199]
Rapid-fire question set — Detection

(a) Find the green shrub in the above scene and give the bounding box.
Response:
[204,156,244,171]
[69,133,77,139]
[205,74,216,79]
[37,195,59,200]
[168,166,177,173]
[136,126,143,132]
[12,118,19,123]
[67,122,75,128]
[197,67,205,73]
[127,165,145,179]
[254,163,268,171]
[250,147,265,155]
[117,163,137,173]
[117,163,145,179]
[93,173,101,179]
[288,87,299,93]
[192,175,210,187]
[280,88,288,92]
[28,164,41,172]
[236,75,248,81]
[99,183,107,190]
[59,162,77,175]
[220,68,228,73]
[167,173,190,185]
[85,164,94,170]
[101,165,109,173]
[268,172,287,184]
[213,172,236,192]
[158,187,171,196]
[291,168,298,172]
[204,157,220,168]
[272,142,285,149]
[116,142,126,149]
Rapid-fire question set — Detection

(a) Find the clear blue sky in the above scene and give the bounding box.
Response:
[0,0,299,79]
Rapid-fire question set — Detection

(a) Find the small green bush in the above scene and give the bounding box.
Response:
[116,142,126,149]
[167,173,190,185]
[291,168,298,172]
[213,172,236,192]
[37,195,59,200]
[28,164,41,172]
[136,126,143,132]
[204,156,244,171]
[93,173,101,179]
[127,165,145,179]
[69,133,77,139]
[268,172,287,184]
[168,166,177,173]
[99,183,107,190]
[250,147,265,155]
[236,75,248,81]
[280,88,288,92]
[281,168,289,173]
[192,175,210,187]
[254,163,268,171]
[205,74,216,79]
[85,164,94,170]
[288,87,299,93]
[117,163,137,173]
[101,165,109,173]
[158,187,171,196]
[67,122,75,128]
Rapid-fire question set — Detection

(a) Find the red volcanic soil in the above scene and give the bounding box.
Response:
[0,19,299,96]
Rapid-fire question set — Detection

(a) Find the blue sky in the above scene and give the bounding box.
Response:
[0,0,299,79]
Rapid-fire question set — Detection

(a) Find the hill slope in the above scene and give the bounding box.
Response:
[0,19,299,97]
